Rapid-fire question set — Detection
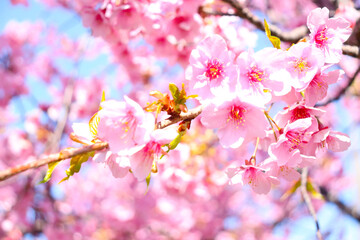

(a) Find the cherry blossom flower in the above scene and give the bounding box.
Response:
[269,118,318,167]
[186,34,238,100]
[274,100,325,128]
[97,96,154,155]
[304,67,343,106]
[227,161,279,194]
[263,158,301,182]
[283,42,325,91]
[200,93,267,148]
[311,127,351,152]
[237,48,290,104]
[307,7,352,63]
[130,128,178,181]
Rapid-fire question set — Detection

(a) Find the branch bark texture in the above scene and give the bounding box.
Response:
[0,106,203,182]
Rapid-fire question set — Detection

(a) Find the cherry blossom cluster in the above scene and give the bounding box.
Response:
[186,7,352,194]
[70,7,352,194]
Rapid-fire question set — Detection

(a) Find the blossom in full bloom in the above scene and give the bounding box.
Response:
[236,48,289,104]
[274,100,325,128]
[97,96,154,155]
[185,34,238,100]
[269,118,318,167]
[307,7,352,63]
[283,42,325,91]
[200,93,267,148]
[227,161,279,194]
[129,128,178,181]
[303,67,343,106]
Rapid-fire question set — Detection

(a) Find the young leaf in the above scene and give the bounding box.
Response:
[169,83,180,101]
[264,19,281,49]
[280,179,301,200]
[306,180,324,200]
[168,132,185,150]
[39,160,62,184]
[59,151,94,183]
[89,91,106,138]
[145,173,151,195]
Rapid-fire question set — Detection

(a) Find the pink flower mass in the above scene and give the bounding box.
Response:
[0,2,357,239]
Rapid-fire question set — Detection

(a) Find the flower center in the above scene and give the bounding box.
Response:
[292,57,309,73]
[310,75,324,89]
[286,131,304,151]
[290,107,311,122]
[247,66,266,83]
[314,26,328,48]
[227,105,247,126]
[205,59,224,81]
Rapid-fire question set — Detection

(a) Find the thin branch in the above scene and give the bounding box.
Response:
[198,6,237,17]
[316,65,360,107]
[319,186,360,223]
[301,168,323,240]
[0,105,203,182]
[0,142,109,182]
[221,0,309,42]
[342,44,360,59]
[156,105,203,129]
[219,0,359,58]
[44,82,74,153]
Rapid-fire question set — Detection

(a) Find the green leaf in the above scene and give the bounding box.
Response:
[186,94,198,99]
[168,132,185,150]
[59,151,94,183]
[264,19,281,49]
[280,179,301,200]
[306,181,324,200]
[39,160,62,184]
[145,173,151,195]
[169,83,180,101]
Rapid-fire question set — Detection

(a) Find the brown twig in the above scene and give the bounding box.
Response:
[0,142,109,182]
[342,44,360,58]
[320,186,360,223]
[221,0,309,42]
[316,65,360,107]
[156,105,203,129]
[0,105,203,182]
[301,168,323,240]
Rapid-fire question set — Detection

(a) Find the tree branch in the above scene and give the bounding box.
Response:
[0,142,109,182]
[320,186,360,223]
[221,0,309,42]
[301,168,323,240]
[219,0,359,58]
[156,105,203,129]
[0,105,203,182]
[316,65,360,107]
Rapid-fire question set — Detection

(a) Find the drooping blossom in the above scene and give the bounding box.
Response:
[304,67,343,106]
[269,118,318,167]
[227,160,279,194]
[262,158,301,182]
[307,7,352,63]
[200,93,267,148]
[274,100,325,128]
[185,34,238,100]
[311,127,351,152]
[129,128,178,181]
